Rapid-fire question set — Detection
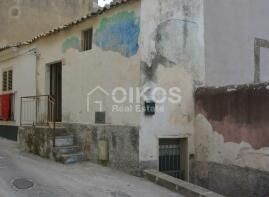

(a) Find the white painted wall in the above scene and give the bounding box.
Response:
[0,48,36,125]
[260,47,269,82]
[205,0,269,86]
[34,1,141,126]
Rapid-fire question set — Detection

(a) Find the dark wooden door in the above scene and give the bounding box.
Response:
[50,62,62,122]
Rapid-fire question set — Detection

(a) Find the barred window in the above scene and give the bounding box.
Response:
[82,28,93,51]
[2,69,12,92]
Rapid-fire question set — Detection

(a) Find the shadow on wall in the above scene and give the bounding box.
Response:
[0,125,18,141]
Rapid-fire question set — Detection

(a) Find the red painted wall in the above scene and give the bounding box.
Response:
[195,83,269,149]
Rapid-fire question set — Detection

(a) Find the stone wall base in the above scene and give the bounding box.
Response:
[18,124,140,175]
[190,161,269,197]
[63,123,140,175]
[18,126,54,159]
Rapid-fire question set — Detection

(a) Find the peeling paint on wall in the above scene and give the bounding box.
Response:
[195,83,269,149]
[62,36,81,53]
[94,11,140,57]
[139,0,204,165]
[193,84,269,195]
[194,113,269,176]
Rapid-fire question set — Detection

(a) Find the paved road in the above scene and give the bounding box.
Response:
[0,138,182,197]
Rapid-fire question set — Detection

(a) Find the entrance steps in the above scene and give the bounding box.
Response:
[52,124,85,164]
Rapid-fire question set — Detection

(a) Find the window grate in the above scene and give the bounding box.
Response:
[2,69,13,92]
[8,70,12,91]
[159,139,182,179]
[82,28,93,51]
[2,71,7,92]
[2,70,13,92]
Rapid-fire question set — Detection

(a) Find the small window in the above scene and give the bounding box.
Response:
[159,138,189,181]
[82,28,93,51]
[2,69,12,92]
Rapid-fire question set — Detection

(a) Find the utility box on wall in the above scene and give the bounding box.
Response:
[144,101,155,116]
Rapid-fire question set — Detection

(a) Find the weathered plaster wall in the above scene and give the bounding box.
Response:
[18,126,54,159]
[0,48,36,126]
[18,123,139,174]
[193,84,269,196]
[34,1,141,126]
[139,0,205,171]
[205,0,269,86]
[64,123,140,175]
[94,11,140,57]
[0,0,96,46]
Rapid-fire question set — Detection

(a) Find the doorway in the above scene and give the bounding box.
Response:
[159,138,189,181]
[49,62,62,122]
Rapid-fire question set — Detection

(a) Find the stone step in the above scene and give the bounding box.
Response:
[144,169,224,197]
[57,152,85,164]
[49,122,64,129]
[55,135,74,147]
[52,128,70,136]
[54,145,81,155]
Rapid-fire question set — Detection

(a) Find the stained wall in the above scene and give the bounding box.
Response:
[193,84,269,196]
[139,0,205,173]
[0,0,97,46]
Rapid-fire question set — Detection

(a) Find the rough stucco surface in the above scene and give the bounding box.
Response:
[139,0,204,169]
[195,84,269,150]
[191,161,269,197]
[193,84,269,196]
[0,0,95,46]
[19,123,140,175]
[204,0,269,86]
[18,126,54,159]
[64,123,140,175]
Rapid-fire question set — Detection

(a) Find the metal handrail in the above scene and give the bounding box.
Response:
[20,95,56,126]
[20,94,57,147]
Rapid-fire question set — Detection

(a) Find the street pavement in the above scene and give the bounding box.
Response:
[0,138,182,197]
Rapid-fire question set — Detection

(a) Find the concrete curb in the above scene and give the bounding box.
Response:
[144,169,225,197]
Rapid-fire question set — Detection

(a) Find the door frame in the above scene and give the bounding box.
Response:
[157,135,189,181]
[46,60,62,122]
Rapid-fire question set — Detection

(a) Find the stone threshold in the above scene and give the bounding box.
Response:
[144,169,225,197]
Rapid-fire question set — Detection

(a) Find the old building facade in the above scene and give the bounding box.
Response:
[0,0,268,196]
[0,0,98,46]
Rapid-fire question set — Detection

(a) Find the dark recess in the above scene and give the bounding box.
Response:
[0,125,18,141]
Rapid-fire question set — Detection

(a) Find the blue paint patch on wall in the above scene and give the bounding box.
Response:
[62,36,81,53]
[94,11,140,57]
